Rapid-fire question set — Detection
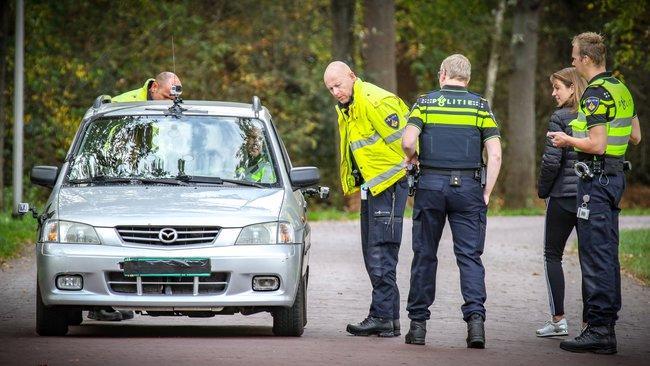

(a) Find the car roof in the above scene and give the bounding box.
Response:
[84,100,268,120]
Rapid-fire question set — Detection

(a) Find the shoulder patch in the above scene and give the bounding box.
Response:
[584,96,600,114]
[384,113,400,129]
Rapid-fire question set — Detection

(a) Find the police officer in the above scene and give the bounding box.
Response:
[548,32,642,355]
[402,54,502,348]
[112,71,182,102]
[323,61,409,337]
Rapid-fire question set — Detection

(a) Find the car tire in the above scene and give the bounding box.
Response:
[272,276,305,336]
[36,283,69,336]
[67,310,83,326]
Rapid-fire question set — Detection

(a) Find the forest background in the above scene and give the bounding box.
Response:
[0,0,648,212]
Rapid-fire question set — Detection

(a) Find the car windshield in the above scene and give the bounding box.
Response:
[66,115,279,186]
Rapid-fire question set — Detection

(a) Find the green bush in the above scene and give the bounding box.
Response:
[0,212,37,260]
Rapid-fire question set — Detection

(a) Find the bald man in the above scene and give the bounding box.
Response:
[324,61,410,337]
[112,71,182,102]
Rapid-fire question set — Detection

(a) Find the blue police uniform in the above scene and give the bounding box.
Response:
[571,72,635,326]
[405,85,500,322]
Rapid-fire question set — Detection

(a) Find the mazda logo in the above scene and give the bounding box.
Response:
[158,228,178,244]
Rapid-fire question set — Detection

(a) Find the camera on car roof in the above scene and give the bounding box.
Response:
[170,84,182,97]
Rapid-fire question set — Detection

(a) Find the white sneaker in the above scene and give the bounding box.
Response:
[536,318,568,337]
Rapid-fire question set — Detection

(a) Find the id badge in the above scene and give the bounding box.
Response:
[360,184,368,200]
[577,206,590,220]
[577,194,590,220]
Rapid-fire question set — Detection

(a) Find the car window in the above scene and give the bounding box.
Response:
[66,115,279,185]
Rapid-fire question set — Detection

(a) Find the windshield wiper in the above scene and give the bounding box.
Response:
[176,175,266,188]
[137,178,189,186]
[67,175,134,185]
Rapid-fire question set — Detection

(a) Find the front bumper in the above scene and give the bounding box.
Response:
[37,242,303,308]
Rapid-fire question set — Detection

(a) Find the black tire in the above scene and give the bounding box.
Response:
[36,283,69,336]
[272,276,305,336]
[67,310,83,326]
[302,271,308,327]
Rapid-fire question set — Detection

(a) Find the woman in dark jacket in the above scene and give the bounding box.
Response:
[536,67,586,337]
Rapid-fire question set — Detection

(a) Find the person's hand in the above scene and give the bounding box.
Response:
[483,191,490,205]
[403,154,418,170]
[547,131,570,148]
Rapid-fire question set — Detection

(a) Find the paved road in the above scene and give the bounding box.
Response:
[1,216,649,366]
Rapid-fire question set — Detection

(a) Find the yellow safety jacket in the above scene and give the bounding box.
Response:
[112,79,154,102]
[570,75,635,157]
[335,79,409,196]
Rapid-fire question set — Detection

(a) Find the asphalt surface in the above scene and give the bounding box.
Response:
[1,216,649,366]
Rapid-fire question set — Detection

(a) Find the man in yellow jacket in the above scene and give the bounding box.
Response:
[112,71,182,102]
[324,61,409,337]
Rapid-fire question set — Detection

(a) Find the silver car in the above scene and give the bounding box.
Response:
[24,96,326,337]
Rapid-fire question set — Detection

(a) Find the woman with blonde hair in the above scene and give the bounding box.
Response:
[536,67,586,337]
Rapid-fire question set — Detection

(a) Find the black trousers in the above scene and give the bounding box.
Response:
[360,180,408,319]
[576,173,625,326]
[407,173,487,322]
[543,197,577,317]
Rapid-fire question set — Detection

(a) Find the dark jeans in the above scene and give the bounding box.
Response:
[360,180,408,319]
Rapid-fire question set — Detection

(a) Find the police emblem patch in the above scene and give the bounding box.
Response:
[584,96,600,114]
[384,113,400,129]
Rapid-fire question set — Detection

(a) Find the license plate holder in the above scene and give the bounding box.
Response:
[121,257,211,277]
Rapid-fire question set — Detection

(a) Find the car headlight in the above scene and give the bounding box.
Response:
[236,221,295,245]
[41,220,101,244]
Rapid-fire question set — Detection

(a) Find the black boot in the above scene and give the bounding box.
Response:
[393,319,401,337]
[405,320,426,345]
[346,316,394,337]
[466,313,485,349]
[559,324,617,354]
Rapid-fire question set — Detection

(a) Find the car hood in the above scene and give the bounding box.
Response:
[56,186,284,227]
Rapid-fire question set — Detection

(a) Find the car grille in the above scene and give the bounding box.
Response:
[116,226,220,246]
[107,272,229,296]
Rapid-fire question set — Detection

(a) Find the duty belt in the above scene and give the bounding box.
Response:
[419,167,484,187]
[420,167,478,177]
[576,157,625,176]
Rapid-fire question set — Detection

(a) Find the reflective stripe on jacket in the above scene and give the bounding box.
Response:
[336,79,408,196]
[570,76,635,157]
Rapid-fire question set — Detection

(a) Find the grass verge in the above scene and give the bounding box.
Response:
[619,229,650,286]
[0,212,37,261]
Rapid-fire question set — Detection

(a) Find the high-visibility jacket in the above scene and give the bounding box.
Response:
[112,79,154,102]
[570,75,635,157]
[335,79,409,196]
[237,157,276,183]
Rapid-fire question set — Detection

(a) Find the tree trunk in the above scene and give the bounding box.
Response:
[484,0,506,106]
[362,0,396,93]
[0,0,11,211]
[504,0,540,208]
[331,0,359,211]
[331,0,355,68]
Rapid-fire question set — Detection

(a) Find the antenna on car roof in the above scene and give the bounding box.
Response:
[252,96,262,118]
[172,35,176,75]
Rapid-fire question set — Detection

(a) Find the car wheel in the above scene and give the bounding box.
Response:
[36,283,69,336]
[272,276,305,336]
[67,310,83,326]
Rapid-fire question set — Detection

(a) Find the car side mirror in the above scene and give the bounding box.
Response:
[290,166,320,188]
[30,166,59,188]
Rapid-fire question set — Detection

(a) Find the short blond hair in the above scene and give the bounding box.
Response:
[572,32,606,67]
[440,54,471,82]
